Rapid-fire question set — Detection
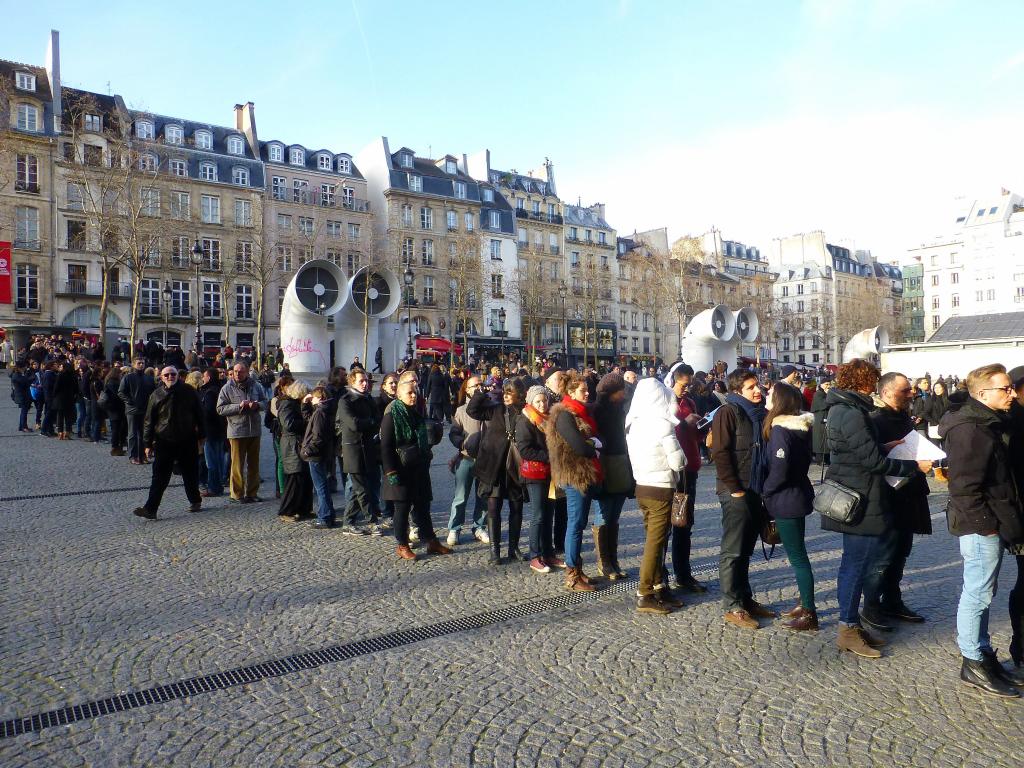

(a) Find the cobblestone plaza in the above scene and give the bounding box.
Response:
[1,383,1022,767]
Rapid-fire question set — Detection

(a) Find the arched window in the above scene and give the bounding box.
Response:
[135,120,154,139]
[61,305,126,329]
[336,156,351,173]
[138,152,158,171]
[165,125,183,145]
[232,167,249,186]
[317,153,332,170]
[289,147,305,165]
[268,143,283,162]
[227,136,245,155]
[194,130,213,150]
[199,162,217,181]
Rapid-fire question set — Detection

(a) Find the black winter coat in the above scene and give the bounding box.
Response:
[198,381,226,440]
[870,405,931,535]
[277,397,307,475]
[939,397,1024,544]
[51,368,78,410]
[143,382,204,446]
[300,400,335,467]
[811,387,829,456]
[514,413,549,465]
[334,388,380,474]
[119,370,156,415]
[103,379,125,418]
[821,388,918,536]
[467,389,523,495]
[427,370,448,406]
[761,413,814,520]
[10,371,31,406]
[380,407,433,503]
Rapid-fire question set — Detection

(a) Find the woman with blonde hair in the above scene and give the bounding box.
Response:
[277,380,313,521]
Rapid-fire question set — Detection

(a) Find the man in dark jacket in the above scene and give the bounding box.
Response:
[940,363,1024,697]
[710,369,776,629]
[862,372,930,631]
[119,357,155,464]
[810,381,831,463]
[132,366,205,520]
[199,369,227,497]
[335,369,380,535]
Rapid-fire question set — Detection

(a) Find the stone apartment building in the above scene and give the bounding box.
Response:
[564,202,617,368]
[769,231,901,365]
[905,189,1024,340]
[0,44,59,348]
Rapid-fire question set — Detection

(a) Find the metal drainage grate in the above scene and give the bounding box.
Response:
[0,560,718,739]
[0,484,182,504]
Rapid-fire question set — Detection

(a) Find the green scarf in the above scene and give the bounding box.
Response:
[390,398,429,456]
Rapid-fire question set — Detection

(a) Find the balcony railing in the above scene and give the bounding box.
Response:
[13,239,41,251]
[59,279,133,298]
[289,189,371,212]
[515,209,562,225]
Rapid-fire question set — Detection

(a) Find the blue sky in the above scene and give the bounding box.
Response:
[6,0,1024,260]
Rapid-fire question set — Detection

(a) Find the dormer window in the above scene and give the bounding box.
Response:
[336,156,351,173]
[399,152,413,168]
[135,120,155,140]
[268,144,283,163]
[445,159,457,174]
[194,130,213,150]
[16,104,39,132]
[165,125,183,145]
[289,148,305,165]
[15,72,36,91]
[199,162,217,182]
[408,174,422,192]
[482,188,494,203]
[227,136,245,156]
[537,183,546,195]
[232,167,249,186]
[84,113,102,132]
[318,153,332,170]
[138,153,158,171]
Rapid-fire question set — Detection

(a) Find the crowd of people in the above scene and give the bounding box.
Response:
[6,333,1024,698]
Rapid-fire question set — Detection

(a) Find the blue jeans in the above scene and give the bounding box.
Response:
[448,456,486,532]
[593,493,626,527]
[957,533,1004,660]
[837,533,880,625]
[76,400,89,436]
[309,460,335,523]
[204,437,226,496]
[525,481,554,559]
[562,485,595,568]
[90,407,104,442]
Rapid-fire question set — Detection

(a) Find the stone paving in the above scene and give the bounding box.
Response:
[1,379,1023,766]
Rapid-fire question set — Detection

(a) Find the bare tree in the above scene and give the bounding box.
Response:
[444,229,483,367]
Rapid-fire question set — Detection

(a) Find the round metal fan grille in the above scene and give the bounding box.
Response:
[295,267,339,313]
[711,307,727,338]
[351,271,392,316]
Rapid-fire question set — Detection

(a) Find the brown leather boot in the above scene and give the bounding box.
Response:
[780,602,803,619]
[396,545,417,561]
[837,625,882,658]
[781,608,819,631]
[565,567,595,592]
[425,538,453,555]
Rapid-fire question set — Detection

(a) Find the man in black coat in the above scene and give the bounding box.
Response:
[198,369,227,497]
[119,357,156,464]
[940,363,1024,696]
[132,366,205,520]
[862,372,930,631]
[335,368,380,535]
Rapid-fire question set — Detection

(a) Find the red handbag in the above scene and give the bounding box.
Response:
[520,459,550,481]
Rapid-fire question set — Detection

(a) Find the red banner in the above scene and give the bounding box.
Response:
[0,242,11,304]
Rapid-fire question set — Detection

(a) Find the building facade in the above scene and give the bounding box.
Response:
[906,190,1024,340]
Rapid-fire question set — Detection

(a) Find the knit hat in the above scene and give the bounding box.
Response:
[597,372,625,396]
[780,364,797,379]
[526,385,548,404]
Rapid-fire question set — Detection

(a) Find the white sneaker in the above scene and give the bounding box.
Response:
[446,530,459,547]
[409,526,420,544]
[474,528,490,544]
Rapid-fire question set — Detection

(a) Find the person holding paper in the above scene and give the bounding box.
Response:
[862,372,932,632]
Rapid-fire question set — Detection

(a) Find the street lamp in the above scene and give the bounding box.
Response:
[189,239,203,363]
[403,264,415,360]
[558,281,568,364]
[676,296,685,360]
[162,280,172,349]
[498,305,506,363]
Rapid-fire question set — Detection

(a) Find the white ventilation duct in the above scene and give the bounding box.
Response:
[333,266,402,370]
[843,326,889,363]
[733,307,759,346]
[279,259,349,375]
[681,304,736,373]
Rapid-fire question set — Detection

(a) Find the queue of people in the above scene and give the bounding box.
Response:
[8,343,1024,699]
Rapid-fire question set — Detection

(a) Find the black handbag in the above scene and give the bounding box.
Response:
[396,443,426,468]
[812,457,864,526]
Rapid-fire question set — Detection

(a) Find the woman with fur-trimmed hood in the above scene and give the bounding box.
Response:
[545,370,603,592]
[761,382,818,631]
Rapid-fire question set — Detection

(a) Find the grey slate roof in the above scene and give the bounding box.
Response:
[929,312,1024,342]
[564,204,611,230]
[261,141,364,180]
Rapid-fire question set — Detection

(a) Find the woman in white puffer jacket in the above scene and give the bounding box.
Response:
[626,378,687,615]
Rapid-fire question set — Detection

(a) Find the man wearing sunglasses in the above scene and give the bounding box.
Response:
[941,363,1024,697]
[132,367,205,521]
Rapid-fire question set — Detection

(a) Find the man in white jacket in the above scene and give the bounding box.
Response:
[626,378,687,615]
